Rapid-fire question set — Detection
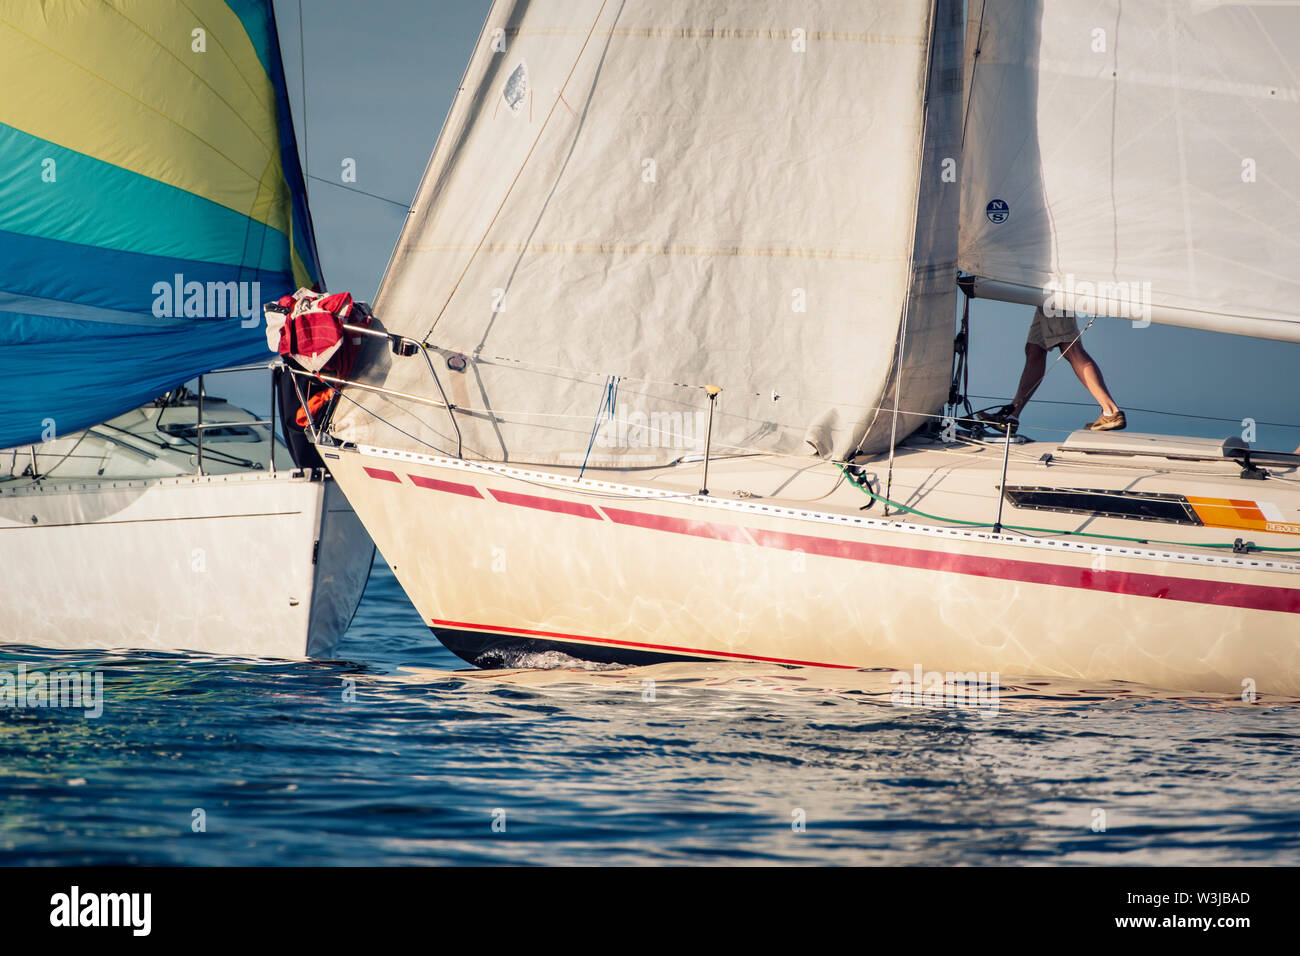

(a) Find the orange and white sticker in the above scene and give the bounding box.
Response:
[1186,497,1300,535]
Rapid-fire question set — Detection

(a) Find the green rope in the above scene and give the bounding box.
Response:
[832,463,1300,554]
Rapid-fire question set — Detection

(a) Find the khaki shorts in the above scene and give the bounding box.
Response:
[1027,306,1079,351]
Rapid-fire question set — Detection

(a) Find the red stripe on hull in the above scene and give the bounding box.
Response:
[489,488,602,520]
[601,506,752,544]
[429,618,858,669]
[747,528,1300,615]
[409,474,482,498]
[362,467,401,483]
[389,463,1300,615]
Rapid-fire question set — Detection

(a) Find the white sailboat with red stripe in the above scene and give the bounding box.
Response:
[327,434,1300,693]
[316,0,1300,695]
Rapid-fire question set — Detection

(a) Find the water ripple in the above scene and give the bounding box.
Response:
[1,564,1298,864]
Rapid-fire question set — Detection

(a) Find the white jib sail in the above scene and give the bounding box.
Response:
[959,0,1300,341]
[333,0,962,466]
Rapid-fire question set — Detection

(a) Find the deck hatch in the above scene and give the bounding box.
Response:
[1002,486,1203,526]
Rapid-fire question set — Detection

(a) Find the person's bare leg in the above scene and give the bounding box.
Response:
[1009,343,1047,417]
[1060,342,1119,416]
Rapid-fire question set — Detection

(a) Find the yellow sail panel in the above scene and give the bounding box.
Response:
[0,0,287,232]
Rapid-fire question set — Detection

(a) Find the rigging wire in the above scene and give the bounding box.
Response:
[2,432,89,482]
[960,0,988,149]
[970,394,1300,431]
[882,0,945,514]
[332,351,1295,464]
[298,0,308,193]
[422,309,1285,444]
[833,463,1300,554]
[424,341,712,395]
[579,375,621,479]
[420,0,614,343]
[307,175,411,210]
[319,359,1300,556]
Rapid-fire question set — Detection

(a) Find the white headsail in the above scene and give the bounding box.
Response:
[960,0,1300,340]
[332,0,962,465]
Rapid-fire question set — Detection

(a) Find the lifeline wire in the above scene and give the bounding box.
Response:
[834,462,1300,553]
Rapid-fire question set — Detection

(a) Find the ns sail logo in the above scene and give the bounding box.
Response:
[985,199,1010,224]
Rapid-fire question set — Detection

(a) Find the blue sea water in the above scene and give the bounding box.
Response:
[1,561,1299,866]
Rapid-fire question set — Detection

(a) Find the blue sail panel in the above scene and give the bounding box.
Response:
[0,316,273,449]
[0,0,321,450]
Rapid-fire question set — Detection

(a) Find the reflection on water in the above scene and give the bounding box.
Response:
[1,564,1298,865]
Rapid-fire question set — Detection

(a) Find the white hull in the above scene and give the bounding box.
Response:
[0,472,373,658]
[325,440,1300,696]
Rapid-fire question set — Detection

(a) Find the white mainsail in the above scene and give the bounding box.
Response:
[332,0,962,464]
[959,0,1300,340]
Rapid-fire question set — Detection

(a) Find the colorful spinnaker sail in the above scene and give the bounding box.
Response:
[0,0,321,450]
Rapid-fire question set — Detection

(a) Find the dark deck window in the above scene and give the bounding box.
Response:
[1002,486,1203,526]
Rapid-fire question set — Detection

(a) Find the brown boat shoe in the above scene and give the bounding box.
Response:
[1084,410,1126,431]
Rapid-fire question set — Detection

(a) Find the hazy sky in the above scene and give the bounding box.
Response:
[223,0,1299,452]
